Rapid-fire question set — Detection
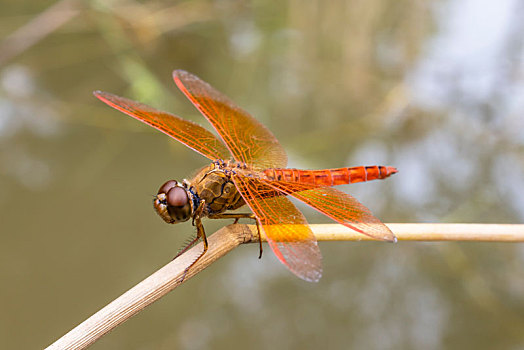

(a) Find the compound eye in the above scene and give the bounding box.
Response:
[158,180,177,195]
[166,187,188,207]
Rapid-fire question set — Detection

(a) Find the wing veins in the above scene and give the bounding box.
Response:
[173,70,288,169]
[231,174,322,282]
[94,91,231,161]
[260,179,396,242]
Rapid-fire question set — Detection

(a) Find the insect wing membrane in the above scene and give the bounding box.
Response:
[173,70,287,170]
[263,180,396,242]
[94,91,231,161]
[232,174,322,282]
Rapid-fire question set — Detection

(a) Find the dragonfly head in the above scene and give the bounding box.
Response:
[154,180,194,224]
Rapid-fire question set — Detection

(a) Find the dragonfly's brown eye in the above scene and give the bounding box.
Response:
[154,180,191,223]
[158,180,177,195]
[166,186,188,207]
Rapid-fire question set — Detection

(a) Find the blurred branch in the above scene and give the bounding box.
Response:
[0,0,81,65]
[45,223,524,349]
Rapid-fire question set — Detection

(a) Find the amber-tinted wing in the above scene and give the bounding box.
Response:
[173,70,288,170]
[264,180,396,242]
[232,174,322,282]
[94,91,231,161]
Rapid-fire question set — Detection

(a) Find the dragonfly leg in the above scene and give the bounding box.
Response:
[208,212,254,220]
[178,201,209,283]
[255,219,263,259]
[208,213,263,258]
[173,235,200,260]
[174,200,206,260]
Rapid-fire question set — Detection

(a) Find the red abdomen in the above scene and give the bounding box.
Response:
[264,166,397,186]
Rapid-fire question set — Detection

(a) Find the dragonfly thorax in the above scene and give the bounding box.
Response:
[154,180,195,224]
[191,163,245,216]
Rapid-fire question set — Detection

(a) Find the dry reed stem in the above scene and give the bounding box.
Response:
[309,223,524,242]
[46,224,256,350]
[46,223,524,349]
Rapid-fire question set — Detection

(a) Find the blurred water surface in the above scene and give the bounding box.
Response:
[1,0,523,349]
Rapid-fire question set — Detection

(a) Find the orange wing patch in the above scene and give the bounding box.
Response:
[232,174,322,282]
[263,180,396,242]
[173,70,287,170]
[94,91,231,161]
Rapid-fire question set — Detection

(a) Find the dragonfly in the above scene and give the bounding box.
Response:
[94,70,397,282]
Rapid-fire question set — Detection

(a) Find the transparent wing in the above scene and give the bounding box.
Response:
[94,91,231,161]
[263,180,396,242]
[173,70,288,170]
[232,174,322,282]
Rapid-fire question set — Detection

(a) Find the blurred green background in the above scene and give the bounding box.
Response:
[1,0,523,349]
